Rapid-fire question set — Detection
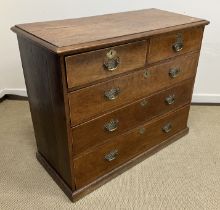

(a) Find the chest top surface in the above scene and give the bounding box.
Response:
[11,8,209,53]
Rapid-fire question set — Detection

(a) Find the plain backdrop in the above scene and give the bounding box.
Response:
[0,0,219,102]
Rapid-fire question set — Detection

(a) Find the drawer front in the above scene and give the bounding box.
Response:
[148,27,203,63]
[65,41,147,88]
[69,52,198,125]
[72,79,194,154]
[73,105,190,188]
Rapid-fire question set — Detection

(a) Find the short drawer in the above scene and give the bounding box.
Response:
[69,52,198,125]
[148,26,204,63]
[73,105,190,188]
[72,79,194,154]
[65,40,147,88]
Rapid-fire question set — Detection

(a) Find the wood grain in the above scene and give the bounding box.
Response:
[148,26,204,63]
[71,128,189,201]
[73,105,190,188]
[11,9,209,202]
[72,79,194,155]
[17,36,73,188]
[69,52,199,125]
[36,128,189,202]
[65,40,147,88]
[12,9,209,54]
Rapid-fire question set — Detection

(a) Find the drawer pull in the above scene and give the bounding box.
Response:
[104,87,120,100]
[173,42,183,52]
[105,149,118,162]
[162,123,172,133]
[169,68,180,78]
[172,33,184,52]
[165,95,175,105]
[103,49,120,71]
[139,127,146,134]
[143,70,150,78]
[140,99,148,107]
[104,119,119,132]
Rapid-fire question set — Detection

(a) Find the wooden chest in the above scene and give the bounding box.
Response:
[12,9,209,201]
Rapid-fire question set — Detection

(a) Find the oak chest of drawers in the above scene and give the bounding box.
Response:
[12,9,209,201]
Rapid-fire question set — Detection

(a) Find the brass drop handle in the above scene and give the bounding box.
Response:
[104,149,118,162]
[172,42,183,52]
[143,70,150,78]
[139,127,146,134]
[169,68,181,78]
[165,95,175,105]
[104,87,120,100]
[103,49,120,71]
[172,33,184,52]
[140,99,148,107]
[162,123,172,133]
[104,119,119,132]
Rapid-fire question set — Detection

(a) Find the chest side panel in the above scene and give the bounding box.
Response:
[17,36,73,189]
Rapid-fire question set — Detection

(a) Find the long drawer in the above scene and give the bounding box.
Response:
[69,52,199,125]
[72,79,194,154]
[148,26,203,63]
[65,40,147,88]
[73,105,190,188]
